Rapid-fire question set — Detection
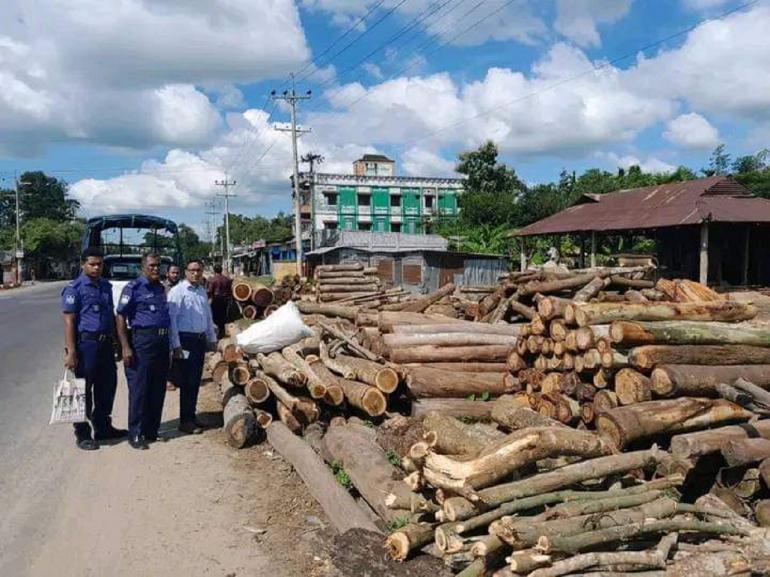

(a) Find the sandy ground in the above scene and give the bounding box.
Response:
[21,378,332,577]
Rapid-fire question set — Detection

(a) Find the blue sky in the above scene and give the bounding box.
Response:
[0,0,768,237]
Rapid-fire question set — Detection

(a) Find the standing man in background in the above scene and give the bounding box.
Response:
[163,264,181,293]
[207,264,232,338]
[61,248,127,450]
[168,260,218,434]
[116,253,171,450]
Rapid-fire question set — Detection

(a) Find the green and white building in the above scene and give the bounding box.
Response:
[298,154,464,242]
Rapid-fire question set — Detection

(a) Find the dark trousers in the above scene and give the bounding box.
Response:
[73,338,118,440]
[211,297,228,338]
[125,332,169,438]
[178,333,207,424]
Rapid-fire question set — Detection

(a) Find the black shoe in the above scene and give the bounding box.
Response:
[95,426,128,441]
[76,438,99,451]
[128,435,149,450]
[145,433,169,443]
[178,422,203,435]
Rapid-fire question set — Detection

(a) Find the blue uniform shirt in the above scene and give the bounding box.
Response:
[61,273,115,334]
[117,275,171,329]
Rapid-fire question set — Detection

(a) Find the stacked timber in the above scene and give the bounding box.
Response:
[313,263,394,304]
[231,276,276,321]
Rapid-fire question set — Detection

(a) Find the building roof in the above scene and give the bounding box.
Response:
[356,154,394,163]
[310,231,448,255]
[516,176,770,236]
[307,244,507,260]
[303,171,465,187]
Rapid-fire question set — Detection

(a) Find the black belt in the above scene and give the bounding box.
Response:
[132,327,170,336]
[80,332,112,342]
[179,331,207,340]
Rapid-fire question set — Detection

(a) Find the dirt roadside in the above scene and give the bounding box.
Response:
[26,375,334,577]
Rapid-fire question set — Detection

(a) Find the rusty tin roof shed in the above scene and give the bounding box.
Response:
[516,176,770,236]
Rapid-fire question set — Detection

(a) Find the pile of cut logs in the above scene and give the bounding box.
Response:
[312,263,410,306]
[231,276,277,320]
[208,267,770,575]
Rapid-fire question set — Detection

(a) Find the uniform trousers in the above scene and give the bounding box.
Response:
[74,335,118,439]
[125,331,169,438]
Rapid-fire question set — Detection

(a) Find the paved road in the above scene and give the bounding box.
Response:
[0,282,271,576]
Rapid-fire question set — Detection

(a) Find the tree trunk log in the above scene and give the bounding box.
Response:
[405,366,514,398]
[391,345,513,364]
[228,361,251,386]
[670,420,770,459]
[573,276,610,303]
[596,398,753,450]
[629,345,770,370]
[217,337,241,363]
[244,377,270,405]
[315,263,364,272]
[383,332,517,348]
[405,362,509,373]
[423,427,610,492]
[317,276,382,285]
[651,364,770,397]
[393,323,520,336]
[296,301,359,320]
[322,423,412,523]
[614,369,652,405]
[377,311,466,332]
[386,523,435,561]
[223,393,257,449]
[611,320,770,347]
[442,448,668,521]
[538,296,571,321]
[609,275,655,289]
[319,283,380,293]
[411,398,494,419]
[423,413,505,456]
[656,278,724,302]
[400,283,456,314]
[337,378,387,416]
[520,273,609,297]
[593,390,619,414]
[326,353,399,393]
[231,276,274,306]
[276,401,302,433]
[722,438,770,467]
[266,421,381,534]
[569,301,756,326]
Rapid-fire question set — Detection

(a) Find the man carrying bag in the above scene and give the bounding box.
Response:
[61,248,127,450]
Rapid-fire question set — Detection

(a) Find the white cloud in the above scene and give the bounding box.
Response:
[0,0,309,155]
[683,0,732,9]
[602,152,677,174]
[664,113,720,149]
[554,0,633,47]
[401,148,456,176]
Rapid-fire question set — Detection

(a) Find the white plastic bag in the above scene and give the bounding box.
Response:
[235,301,314,354]
[49,369,87,424]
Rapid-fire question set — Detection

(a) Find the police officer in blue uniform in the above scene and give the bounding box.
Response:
[61,248,127,450]
[116,253,171,450]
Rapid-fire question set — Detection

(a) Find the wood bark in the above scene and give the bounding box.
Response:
[520,273,610,297]
[422,427,610,492]
[393,323,520,336]
[265,421,381,534]
[569,301,756,326]
[326,353,399,393]
[609,275,655,289]
[254,370,320,424]
[611,320,770,347]
[670,420,770,459]
[400,283,456,314]
[223,393,257,449]
[377,311,466,332]
[390,345,513,364]
[411,398,494,419]
[320,292,378,302]
[405,366,514,398]
[614,369,652,405]
[318,283,380,293]
[656,278,724,302]
[322,423,412,523]
[537,296,571,321]
[386,523,435,561]
[244,377,270,405]
[404,362,508,373]
[337,378,387,416]
[217,337,241,363]
[573,276,610,303]
[629,345,770,370]
[296,301,359,320]
[315,263,364,272]
[722,438,770,467]
[423,413,505,456]
[317,276,382,285]
[651,364,770,397]
[442,448,667,521]
[383,332,517,348]
[595,398,753,450]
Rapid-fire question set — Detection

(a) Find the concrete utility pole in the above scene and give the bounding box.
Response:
[14,175,26,284]
[214,175,236,274]
[272,74,311,277]
[301,152,324,251]
[205,199,219,259]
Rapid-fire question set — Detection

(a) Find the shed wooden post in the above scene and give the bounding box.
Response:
[742,226,751,285]
[590,231,597,268]
[520,237,527,272]
[699,221,709,285]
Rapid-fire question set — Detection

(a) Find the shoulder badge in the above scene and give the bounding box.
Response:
[65,294,76,305]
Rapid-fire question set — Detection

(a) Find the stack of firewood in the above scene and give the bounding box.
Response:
[383,401,770,575]
[231,276,276,320]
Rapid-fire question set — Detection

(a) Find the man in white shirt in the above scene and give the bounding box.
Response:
[168,260,218,434]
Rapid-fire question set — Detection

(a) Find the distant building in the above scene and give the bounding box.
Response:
[297,155,464,245]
